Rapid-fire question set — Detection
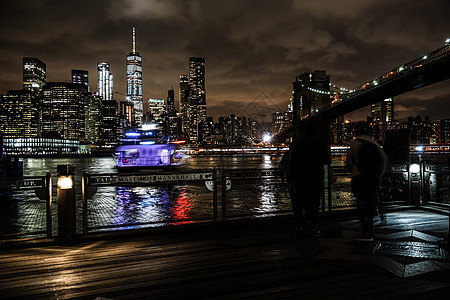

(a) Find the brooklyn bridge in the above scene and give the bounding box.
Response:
[274,39,450,141]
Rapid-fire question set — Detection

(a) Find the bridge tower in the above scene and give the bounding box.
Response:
[292,70,331,145]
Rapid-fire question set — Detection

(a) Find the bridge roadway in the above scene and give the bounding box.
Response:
[1,208,449,299]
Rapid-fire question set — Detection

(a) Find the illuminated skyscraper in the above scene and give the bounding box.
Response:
[97,62,113,101]
[126,27,143,126]
[0,90,39,137]
[188,57,206,143]
[167,88,176,116]
[371,98,394,123]
[72,69,89,92]
[179,74,189,133]
[23,57,46,91]
[148,98,165,125]
[41,82,86,141]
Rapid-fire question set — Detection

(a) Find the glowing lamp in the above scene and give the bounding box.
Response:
[57,176,73,189]
[263,134,272,143]
[410,164,420,174]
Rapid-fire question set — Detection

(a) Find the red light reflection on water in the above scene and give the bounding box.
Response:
[169,190,193,225]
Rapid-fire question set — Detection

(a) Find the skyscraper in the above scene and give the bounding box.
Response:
[72,69,89,92]
[167,88,176,116]
[188,57,206,143]
[97,62,113,101]
[41,82,86,141]
[23,57,46,91]
[147,98,165,125]
[179,74,189,134]
[189,57,206,112]
[371,98,394,123]
[126,27,143,126]
[0,90,39,137]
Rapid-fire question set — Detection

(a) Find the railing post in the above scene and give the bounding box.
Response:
[212,168,218,223]
[221,167,227,222]
[82,172,88,235]
[408,161,412,204]
[420,160,425,205]
[45,172,52,238]
[327,165,332,213]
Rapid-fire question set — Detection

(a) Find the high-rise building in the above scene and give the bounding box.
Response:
[126,27,143,126]
[167,88,176,116]
[23,57,46,91]
[97,62,113,101]
[85,93,102,144]
[41,82,86,141]
[0,90,39,137]
[119,101,135,132]
[272,111,293,134]
[188,57,206,143]
[217,115,251,145]
[148,98,166,125]
[72,69,89,92]
[101,100,119,146]
[371,98,394,123]
[179,74,189,134]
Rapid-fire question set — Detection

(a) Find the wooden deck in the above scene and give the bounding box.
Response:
[1,210,450,299]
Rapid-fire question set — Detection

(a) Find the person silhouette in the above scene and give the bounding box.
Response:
[289,125,331,236]
[347,131,387,242]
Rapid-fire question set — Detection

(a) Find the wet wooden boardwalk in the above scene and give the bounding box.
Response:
[1,210,450,299]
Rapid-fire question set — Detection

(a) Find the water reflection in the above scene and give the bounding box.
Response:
[88,185,197,231]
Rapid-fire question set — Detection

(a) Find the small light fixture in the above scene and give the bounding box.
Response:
[410,163,420,174]
[57,176,73,189]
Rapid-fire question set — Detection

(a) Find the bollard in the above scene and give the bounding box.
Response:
[57,165,76,238]
[408,162,421,206]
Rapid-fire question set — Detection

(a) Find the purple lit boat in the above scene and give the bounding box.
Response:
[115,125,185,172]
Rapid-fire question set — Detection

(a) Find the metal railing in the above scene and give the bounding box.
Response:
[422,162,450,206]
[2,162,449,239]
[0,173,52,238]
[81,169,217,234]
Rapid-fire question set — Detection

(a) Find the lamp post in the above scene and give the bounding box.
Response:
[57,165,76,238]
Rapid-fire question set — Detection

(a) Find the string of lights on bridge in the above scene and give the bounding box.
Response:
[305,38,450,101]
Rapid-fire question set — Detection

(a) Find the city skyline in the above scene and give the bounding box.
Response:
[1,1,450,122]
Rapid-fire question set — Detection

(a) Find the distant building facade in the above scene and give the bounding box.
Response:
[41,82,86,141]
[72,69,89,92]
[97,62,113,101]
[179,74,190,134]
[187,57,206,143]
[0,90,39,137]
[23,57,46,91]
[371,98,394,123]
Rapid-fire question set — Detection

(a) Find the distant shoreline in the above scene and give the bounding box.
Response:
[14,152,115,159]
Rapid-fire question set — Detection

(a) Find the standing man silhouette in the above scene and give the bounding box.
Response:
[290,124,331,236]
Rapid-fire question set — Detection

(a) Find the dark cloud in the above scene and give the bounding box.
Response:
[1,0,449,121]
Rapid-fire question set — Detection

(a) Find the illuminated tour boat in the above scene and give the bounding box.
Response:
[115,124,185,172]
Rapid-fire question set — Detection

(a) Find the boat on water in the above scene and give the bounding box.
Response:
[115,124,185,172]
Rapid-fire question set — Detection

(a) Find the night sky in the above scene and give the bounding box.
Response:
[1,0,450,125]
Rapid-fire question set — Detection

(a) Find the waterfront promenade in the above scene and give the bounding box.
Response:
[1,209,449,299]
